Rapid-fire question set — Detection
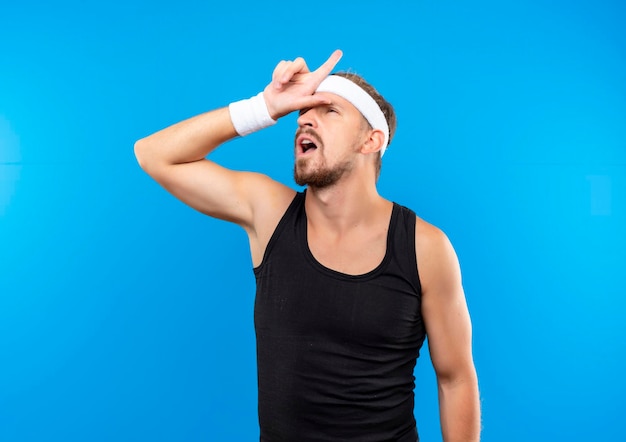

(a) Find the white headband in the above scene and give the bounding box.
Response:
[315,75,390,157]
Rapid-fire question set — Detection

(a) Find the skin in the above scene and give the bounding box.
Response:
[134,50,481,441]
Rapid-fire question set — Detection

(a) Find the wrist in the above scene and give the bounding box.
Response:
[228,92,277,136]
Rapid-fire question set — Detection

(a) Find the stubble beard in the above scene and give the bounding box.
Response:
[294,157,354,189]
[293,126,359,189]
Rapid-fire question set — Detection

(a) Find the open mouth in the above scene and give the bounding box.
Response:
[296,130,322,156]
[301,138,317,153]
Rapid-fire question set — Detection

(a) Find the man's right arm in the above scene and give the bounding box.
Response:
[134,49,343,262]
[134,106,286,229]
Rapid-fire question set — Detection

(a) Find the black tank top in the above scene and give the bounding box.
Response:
[254,192,426,442]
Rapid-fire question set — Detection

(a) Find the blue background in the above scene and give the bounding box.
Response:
[1,0,624,440]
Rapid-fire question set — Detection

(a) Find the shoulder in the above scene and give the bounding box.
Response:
[389,203,453,262]
[242,173,297,229]
[413,215,461,294]
[255,174,297,206]
[414,216,452,254]
[237,171,296,211]
[245,176,298,266]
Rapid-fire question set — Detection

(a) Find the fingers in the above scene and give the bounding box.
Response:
[265,50,344,118]
[271,50,343,90]
[292,94,333,113]
[273,57,309,90]
[312,49,343,80]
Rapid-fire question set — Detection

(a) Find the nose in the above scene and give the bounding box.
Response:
[297,107,318,128]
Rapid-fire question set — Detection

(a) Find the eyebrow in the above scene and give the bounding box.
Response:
[298,101,345,116]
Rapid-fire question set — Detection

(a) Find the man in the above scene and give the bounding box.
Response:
[135,50,480,441]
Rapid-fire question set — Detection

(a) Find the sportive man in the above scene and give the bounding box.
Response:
[134,50,480,441]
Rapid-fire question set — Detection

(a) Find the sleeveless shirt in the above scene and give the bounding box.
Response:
[254,192,426,442]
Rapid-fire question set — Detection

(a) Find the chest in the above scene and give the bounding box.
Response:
[306,223,389,276]
[254,197,424,346]
[255,264,422,347]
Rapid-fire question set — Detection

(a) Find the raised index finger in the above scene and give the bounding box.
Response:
[311,49,343,81]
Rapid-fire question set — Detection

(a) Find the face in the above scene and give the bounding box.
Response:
[293,93,368,189]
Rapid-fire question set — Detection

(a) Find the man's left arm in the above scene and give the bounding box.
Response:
[416,220,481,441]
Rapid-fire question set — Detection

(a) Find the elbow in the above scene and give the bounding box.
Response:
[134,138,149,171]
[134,137,161,175]
[435,360,478,389]
[134,138,170,182]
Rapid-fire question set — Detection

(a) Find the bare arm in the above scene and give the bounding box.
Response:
[135,107,266,225]
[134,50,342,262]
[417,220,481,441]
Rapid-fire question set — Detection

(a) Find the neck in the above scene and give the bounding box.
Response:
[304,175,388,233]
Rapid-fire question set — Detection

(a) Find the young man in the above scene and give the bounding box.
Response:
[135,50,480,441]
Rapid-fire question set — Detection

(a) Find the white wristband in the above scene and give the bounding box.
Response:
[228,92,277,136]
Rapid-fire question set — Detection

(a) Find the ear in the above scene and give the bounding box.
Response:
[360,129,385,156]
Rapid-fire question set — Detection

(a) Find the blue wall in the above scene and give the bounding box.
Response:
[1,1,624,440]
